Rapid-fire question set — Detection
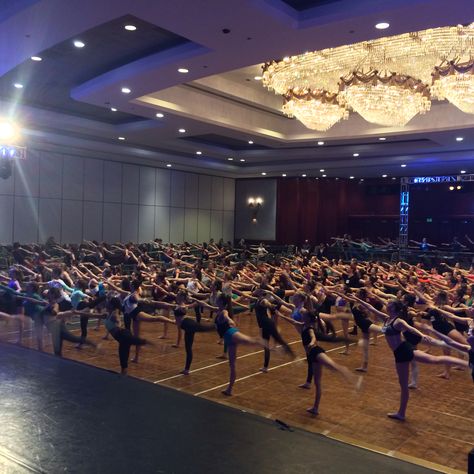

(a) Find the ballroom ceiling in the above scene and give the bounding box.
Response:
[1,0,473,178]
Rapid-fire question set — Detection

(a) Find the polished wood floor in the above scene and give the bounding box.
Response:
[2,312,472,473]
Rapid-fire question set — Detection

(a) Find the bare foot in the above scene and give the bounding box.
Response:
[306,407,319,416]
[387,412,405,421]
[408,382,417,389]
[259,367,269,373]
[355,376,363,390]
[159,335,168,340]
[171,344,179,348]
[180,369,189,375]
[299,382,311,389]
[339,349,350,355]
[216,354,227,360]
[436,372,449,379]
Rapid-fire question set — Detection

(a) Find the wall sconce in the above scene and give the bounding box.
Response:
[247,196,263,223]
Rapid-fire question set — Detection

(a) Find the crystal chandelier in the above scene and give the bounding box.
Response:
[432,60,474,114]
[339,71,431,126]
[282,89,349,131]
[261,23,474,130]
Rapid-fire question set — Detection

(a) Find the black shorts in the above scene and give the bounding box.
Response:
[454,321,469,334]
[432,319,454,336]
[355,316,372,334]
[58,300,72,312]
[404,331,422,346]
[307,345,325,363]
[394,341,414,363]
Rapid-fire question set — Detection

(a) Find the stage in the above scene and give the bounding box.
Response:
[0,343,442,474]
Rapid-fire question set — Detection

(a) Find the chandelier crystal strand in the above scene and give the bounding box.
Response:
[262,23,474,130]
[282,89,349,131]
[432,60,474,114]
[339,71,431,126]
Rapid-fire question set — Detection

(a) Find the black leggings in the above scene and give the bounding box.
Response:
[306,352,313,383]
[194,306,202,324]
[110,328,147,369]
[77,297,106,341]
[181,318,215,370]
[49,320,84,356]
[261,319,293,368]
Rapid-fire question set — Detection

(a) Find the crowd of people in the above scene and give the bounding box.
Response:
[0,237,473,420]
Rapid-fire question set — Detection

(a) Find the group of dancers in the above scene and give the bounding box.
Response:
[0,238,473,420]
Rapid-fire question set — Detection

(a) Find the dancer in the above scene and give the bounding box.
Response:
[281,309,361,415]
[352,296,468,421]
[214,293,272,396]
[253,288,294,372]
[103,297,171,375]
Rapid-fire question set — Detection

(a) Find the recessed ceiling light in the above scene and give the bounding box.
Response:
[178,68,189,73]
[178,128,186,133]
[360,179,364,182]
[401,164,407,168]
[118,136,125,140]
[254,76,262,81]
[248,140,254,144]
[456,137,464,141]
[375,22,390,30]
[156,113,164,118]
[111,107,117,112]
[392,177,397,180]
[124,25,137,31]
[317,141,324,145]
[460,170,466,174]
[349,176,354,179]
[282,173,287,177]
[121,87,131,94]
[322,174,327,177]
[382,174,388,178]
[227,157,233,161]
[240,159,245,162]
[31,56,42,61]
[353,153,359,157]
[261,172,266,176]
[73,40,85,48]
[13,83,23,89]
[335,177,339,181]
[378,137,386,141]
[319,169,325,172]
[195,151,202,155]
[166,164,172,168]
[302,174,307,177]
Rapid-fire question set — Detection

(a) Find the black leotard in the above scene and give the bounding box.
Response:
[403,313,422,346]
[383,318,414,363]
[429,309,454,335]
[173,306,187,319]
[301,326,325,362]
[350,304,373,334]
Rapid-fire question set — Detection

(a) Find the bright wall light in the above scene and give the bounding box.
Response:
[0,120,19,143]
